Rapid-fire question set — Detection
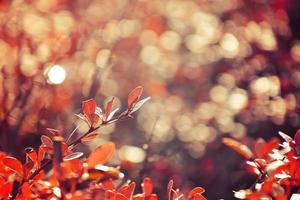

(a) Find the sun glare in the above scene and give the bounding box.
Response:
[46,65,66,85]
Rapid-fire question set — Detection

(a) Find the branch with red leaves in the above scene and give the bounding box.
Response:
[223,130,300,199]
[0,86,206,200]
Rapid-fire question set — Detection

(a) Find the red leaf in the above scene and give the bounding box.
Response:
[87,142,115,168]
[254,138,266,158]
[41,146,53,155]
[149,195,158,200]
[63,152,84,161]
[90,113,100,129]
[2,156,23,176]
[21,182,32,196]
[222,138,253,160]
[105,190,116,199]
[23,161,34,179]
[37,146,45,166]
[132,194,144,200]
[0,182,13,200]
[188,187,205,199]
[294,129,300,148]
[82,99,97,116]
[115,193,128,200]
[128,86,143,109]
[104,97,115,121]
[101,179,115,190]
[41,135,53,147]
[142,177,153,196]
[118,182,136,198]
[61,142,69,157]
[25,147,37,163]
[193,194,206,200]
[261,138,280,158]
[0,176,4,186]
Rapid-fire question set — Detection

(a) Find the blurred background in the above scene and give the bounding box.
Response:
[1,0,300,199]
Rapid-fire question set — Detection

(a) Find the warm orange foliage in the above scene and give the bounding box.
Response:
[223,130,300,199]
[0,86,206,200]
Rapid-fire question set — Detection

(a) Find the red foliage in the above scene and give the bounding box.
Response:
[0,86,206,200]
[223,130,300,199]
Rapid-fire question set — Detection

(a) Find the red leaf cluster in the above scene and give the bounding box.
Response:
[0,86,206,200]
[223,130,300,199]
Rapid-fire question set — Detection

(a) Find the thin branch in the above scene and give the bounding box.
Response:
[138,117,158,180]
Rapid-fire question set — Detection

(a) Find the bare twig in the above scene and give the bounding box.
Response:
[138,117,158,181]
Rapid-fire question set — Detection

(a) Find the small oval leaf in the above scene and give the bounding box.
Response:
[142,177,153,196]
[25,147,37,162]
[104,97,115,121]
[222,138,253,160]
[41,135,53,147]
[118,182,136,198]
[188,187,205,199]
[87,142,115,168]
[295,129,300,148]
[2,156,23,176]
[128,86,143,109]
[82,99,97,116]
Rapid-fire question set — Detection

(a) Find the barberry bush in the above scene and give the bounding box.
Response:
[223,130,300,199]
[0,86,206,200]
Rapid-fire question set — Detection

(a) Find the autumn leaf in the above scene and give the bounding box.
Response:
[142,177,153,197]
[193,193,206,200]
[294,129,300,148]
[82,99,97,116]
[21,182,32,198]
[128,86,143,110]
[118,182,136,198]
[101,179,115,190]
[2,156,23,176]
[23,161,34,179]
[25,147,37,163]
[41,135,53,147]
[104,97,115,121]
[0,182,13,200]
[87,142,115,168]
[222,138,253,160]
[37,146,45,166]
[90,113,101,128]
[188,187,205,199]
[115,193,128,200]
